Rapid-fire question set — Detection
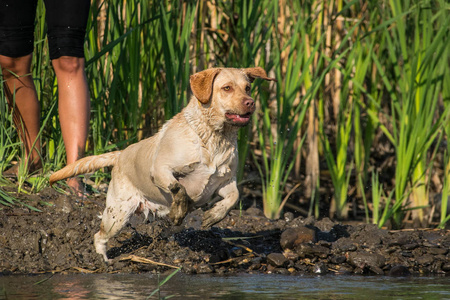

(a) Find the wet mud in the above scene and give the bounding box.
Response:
[1,187,449,276]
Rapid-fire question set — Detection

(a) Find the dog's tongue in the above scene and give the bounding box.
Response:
[226,113,251,124]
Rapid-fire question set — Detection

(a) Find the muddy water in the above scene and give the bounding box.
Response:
[1,274,449,299]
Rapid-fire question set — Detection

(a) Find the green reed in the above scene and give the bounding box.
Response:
[371,0,449,228]
[320,33,362,220]
[254,1,353,219]
[440,50,450,228]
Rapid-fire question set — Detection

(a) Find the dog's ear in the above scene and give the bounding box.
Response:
[190,68,222,104]
[243,67,277,83]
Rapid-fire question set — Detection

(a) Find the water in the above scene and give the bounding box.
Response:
[0,273,449,299]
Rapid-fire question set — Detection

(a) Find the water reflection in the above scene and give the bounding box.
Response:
[0,273,449,299]
[52,277,90,299]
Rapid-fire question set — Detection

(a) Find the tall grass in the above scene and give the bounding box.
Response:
[368,0,449,227]
[0,0,449,228]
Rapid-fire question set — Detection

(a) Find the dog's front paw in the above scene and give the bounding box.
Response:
[168,182,192,225]
[202,207,227,229]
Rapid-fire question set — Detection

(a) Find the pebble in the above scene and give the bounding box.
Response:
[267,253,288,267]
[296,244,330,258]
[313,262,328,274]
[284,212,295,222]
[401,251,413,257]
[368,265,385,275]
[441,262,450,272]
[209,249,229,263]
[280,227,316,251]
[329,255,346,264]
[195,263,214,274]
[332,238,357,252]
[389,265,411,276]
[402,243,419,250]
[415,254,434,266]
[273,268,291,275]
[347,251,385,269]
[427,247,448,255]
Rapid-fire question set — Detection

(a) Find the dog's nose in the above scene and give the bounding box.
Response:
[243,98,255,109]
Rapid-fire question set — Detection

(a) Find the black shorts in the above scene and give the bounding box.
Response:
[0,0,90,60]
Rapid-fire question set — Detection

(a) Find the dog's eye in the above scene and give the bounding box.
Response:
[245,86,251,93]
[223,86,231,91]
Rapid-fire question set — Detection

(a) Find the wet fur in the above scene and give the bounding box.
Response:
[49,67,275,261]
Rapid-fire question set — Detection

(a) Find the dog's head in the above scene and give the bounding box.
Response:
[190,67,276,127]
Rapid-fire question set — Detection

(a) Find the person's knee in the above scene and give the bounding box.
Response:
[52,56,85,75]
[0,55,33,78]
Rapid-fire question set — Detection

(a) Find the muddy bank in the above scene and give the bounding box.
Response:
[0,187,449,276]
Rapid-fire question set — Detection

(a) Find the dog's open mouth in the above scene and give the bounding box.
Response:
[225,112,252,126]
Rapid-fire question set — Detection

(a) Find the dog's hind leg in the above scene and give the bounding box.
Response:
[94,179,141,262]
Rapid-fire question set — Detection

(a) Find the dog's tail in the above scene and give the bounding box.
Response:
[49,151,122,185]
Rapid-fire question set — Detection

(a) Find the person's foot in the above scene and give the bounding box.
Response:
[67,177,89,197]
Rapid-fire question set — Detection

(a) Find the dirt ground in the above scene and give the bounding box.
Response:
[0,186,449,277]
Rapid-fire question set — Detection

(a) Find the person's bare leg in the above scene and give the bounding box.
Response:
[0,54,42,172]
[52,56,90,195]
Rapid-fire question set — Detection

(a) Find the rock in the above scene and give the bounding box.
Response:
[318,240,332,248]
[248,257,262,270]
[245,207,265,216]
[416,254,434,266]
[209,249,229,264]
[283,249,299,260]
[401,251,413,257]
[181,263,196,274]
[350,224,387,247]
[195,263,214,274]
[330,224,351,240]
[430,261,443,273]
[294,261,309,272]
[313,262,328,274]
[231,247,243,257]
[329,255,346,264]
[273,268,291,275]
[332,238,357,252]
[441,262,450,272]
[290,216,315,227]
[214,267,227,275]
[347,251,385,269]
[284,212,295,222]
[389,265,411,276]
[267,253,288,267]
[427,247,448,255]
[422,231,444,243]
[296,244,330,259]
[335,268,353,275]
[280,227,316,250]
[314,218,335,232]
[368,265,385,275]
[402,243,419,250]
[112,260,127,271]
[266,264,276,273]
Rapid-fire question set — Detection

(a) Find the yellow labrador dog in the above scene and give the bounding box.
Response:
[50,67,275,261]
